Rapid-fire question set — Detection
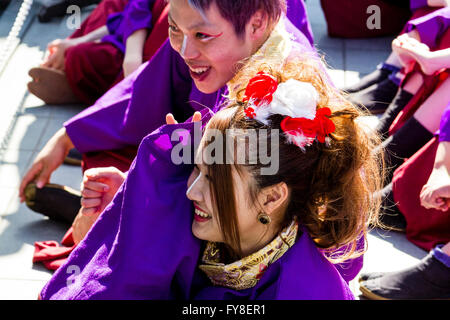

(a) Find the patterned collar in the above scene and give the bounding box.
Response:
[199,220,298,290]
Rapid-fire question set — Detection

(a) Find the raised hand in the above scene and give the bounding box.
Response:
[166,111,202,125]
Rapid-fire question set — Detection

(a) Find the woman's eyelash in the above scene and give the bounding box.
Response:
[194,165,211,180]
[168,24,179,32]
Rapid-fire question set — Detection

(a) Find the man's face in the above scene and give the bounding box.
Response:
[168,0,256,93]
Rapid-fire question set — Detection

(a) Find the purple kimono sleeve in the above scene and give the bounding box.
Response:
[41,109,213,300]
[64,40,194,154]
[406,7,450,48]
[103,0,155,52]
[286,0,314,47]
[439,103,450,142]
[410,0,429,11]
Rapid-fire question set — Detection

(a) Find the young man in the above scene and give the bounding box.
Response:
[20,0,314,224]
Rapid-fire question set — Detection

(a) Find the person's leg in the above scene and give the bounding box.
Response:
[64,42,124,104]
[414,77,450,134]
[376,71,423,138]
[359,242,450,300]
[343,57,401,94]
[374,182,407,232]
[380,77,450,180]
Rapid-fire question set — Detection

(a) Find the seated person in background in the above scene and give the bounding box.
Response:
[343,0,449,114]
[28,0,169,105]
[37,0,101,23]
[359,110,450,299]
[39,57,383,300]
[374,27,450,231]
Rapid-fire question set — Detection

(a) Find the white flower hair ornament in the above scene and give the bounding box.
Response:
[243,72,336,149]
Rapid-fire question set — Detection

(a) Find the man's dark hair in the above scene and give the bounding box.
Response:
[188,0,287,35]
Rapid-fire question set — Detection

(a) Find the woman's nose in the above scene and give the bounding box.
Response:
[186,171,203,200]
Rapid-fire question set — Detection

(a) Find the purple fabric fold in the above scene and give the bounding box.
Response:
[102,0,156,53]
[410,0,430,11]
[406,7,450,49]
[438,103,450,142]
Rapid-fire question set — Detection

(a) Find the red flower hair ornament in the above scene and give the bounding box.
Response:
[243,72,336,149]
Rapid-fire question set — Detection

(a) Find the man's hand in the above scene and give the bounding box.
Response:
[19,128,74,202]
[80,167,127,216]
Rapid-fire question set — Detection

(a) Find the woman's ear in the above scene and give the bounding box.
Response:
[260,182,289,216]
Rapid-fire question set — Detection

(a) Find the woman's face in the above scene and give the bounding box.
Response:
[168,0,258,94]
[186,151,266,255]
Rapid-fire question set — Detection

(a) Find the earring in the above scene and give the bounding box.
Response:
[257,212,271,225]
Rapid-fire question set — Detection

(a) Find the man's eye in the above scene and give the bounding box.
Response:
[195,33,211,40]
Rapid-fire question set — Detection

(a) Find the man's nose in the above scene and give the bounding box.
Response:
[180,35,200,60]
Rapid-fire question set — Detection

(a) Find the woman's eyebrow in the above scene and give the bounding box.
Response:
[168,13,177,25]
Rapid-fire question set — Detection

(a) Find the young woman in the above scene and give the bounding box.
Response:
[39,57,382,300]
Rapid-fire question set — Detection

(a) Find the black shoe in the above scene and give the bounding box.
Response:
[24,182,81,225]
[358,272,386,283]
[38,0,101,23]
[348,78,399,114]
[0,0,11,11]
[64,148,82,166]
[343,68,392,94]
[359,253,450,300]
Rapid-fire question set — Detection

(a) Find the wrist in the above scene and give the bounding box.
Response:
[58,127,74,151]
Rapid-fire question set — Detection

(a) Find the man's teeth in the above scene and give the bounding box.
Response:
[190,66,210,74]
[195,208,210,218]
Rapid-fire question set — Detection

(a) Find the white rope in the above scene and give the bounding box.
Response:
[0,0,34,76]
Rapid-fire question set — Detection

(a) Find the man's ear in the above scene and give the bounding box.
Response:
[260,182,289,216]
[247,10,270,38]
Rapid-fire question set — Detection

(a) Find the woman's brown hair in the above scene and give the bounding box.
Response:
[201,55,384,263]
